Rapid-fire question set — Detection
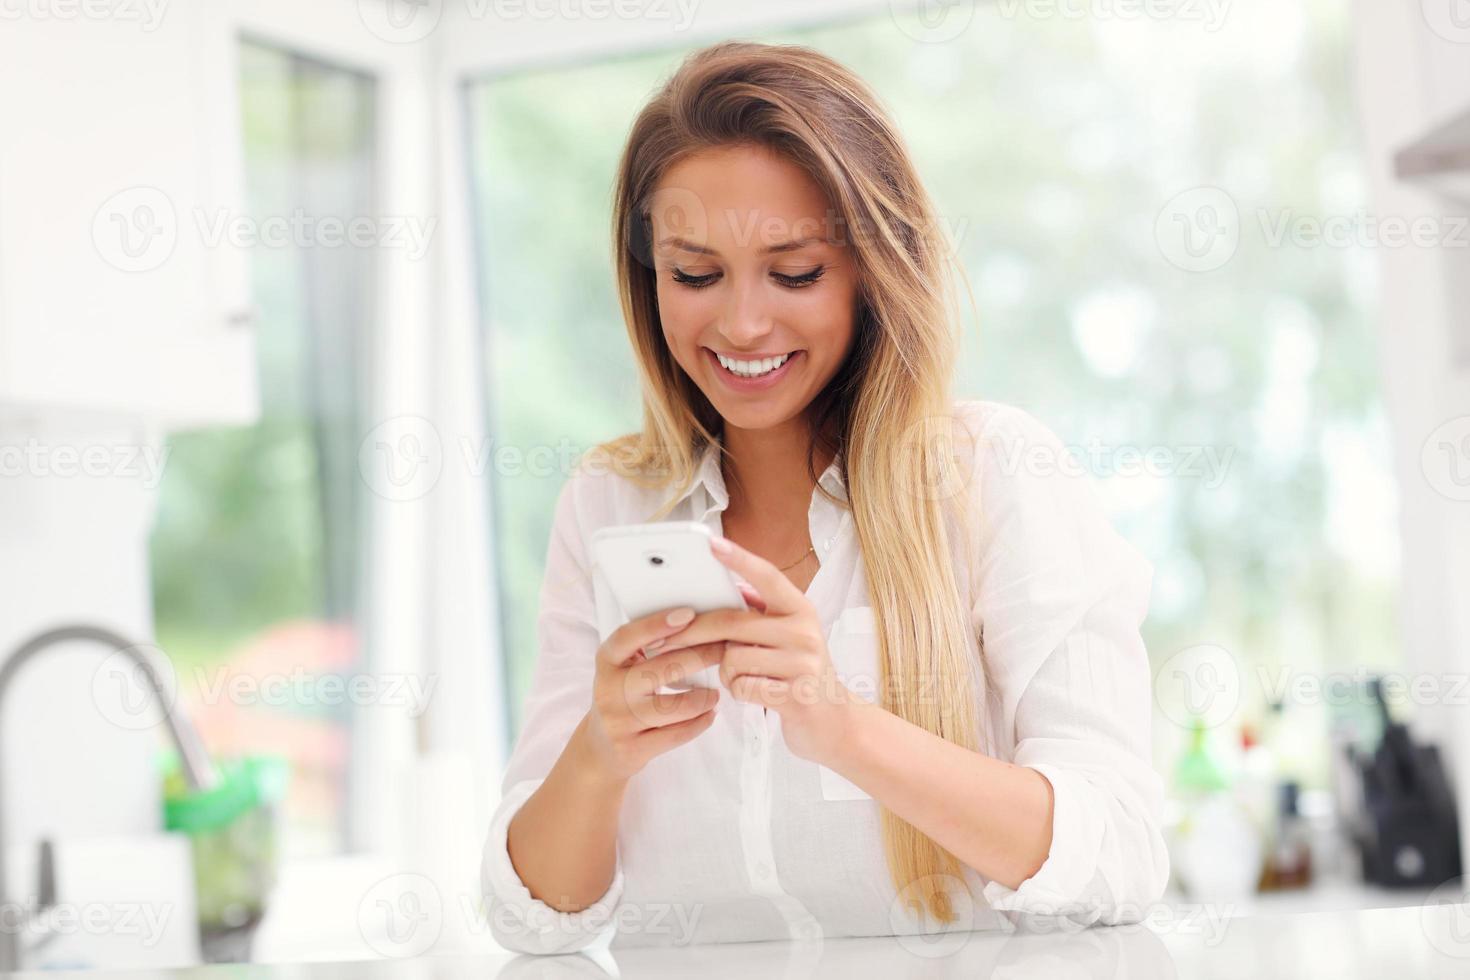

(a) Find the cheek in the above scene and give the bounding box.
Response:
[798,288,857,351]
[655,282,709,340]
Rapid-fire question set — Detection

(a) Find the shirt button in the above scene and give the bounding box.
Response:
[755,862,772,880]
[823,537,833,550]
[794,921,822,941]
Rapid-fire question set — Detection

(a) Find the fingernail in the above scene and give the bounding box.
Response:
[667,607,695,627]
[710,537,733,554]
[645,638,665,651]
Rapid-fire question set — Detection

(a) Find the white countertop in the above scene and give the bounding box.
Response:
[6,902,1468,979]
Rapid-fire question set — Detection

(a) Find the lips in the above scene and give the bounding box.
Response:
[714,350,794,377]
[704,347,802,392]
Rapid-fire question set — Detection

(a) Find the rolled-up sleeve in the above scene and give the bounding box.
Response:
[481,471,626,954]
[963,404,1170,922]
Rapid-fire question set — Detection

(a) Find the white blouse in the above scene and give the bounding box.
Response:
[480,399,1169,955]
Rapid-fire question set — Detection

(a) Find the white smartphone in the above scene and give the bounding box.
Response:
[590,520,747,690]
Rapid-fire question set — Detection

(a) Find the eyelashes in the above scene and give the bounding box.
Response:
[670,268,718,289]
[774,266,825,288]
[670,266,826,290]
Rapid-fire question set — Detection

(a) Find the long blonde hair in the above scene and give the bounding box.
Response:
[600,40,984,923]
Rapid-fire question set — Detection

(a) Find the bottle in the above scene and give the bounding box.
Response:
[1259,780,1314,890]
[1235,723,1277,840]
[1171,718,1264,900]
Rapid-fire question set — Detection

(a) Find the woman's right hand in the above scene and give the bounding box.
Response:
[582,606,725,782]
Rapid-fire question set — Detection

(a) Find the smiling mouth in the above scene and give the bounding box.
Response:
[709,349,799,379]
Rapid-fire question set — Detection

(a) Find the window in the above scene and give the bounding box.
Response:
[149,40,377,857]
[466,4,1397,792]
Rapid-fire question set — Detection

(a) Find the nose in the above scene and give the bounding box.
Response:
[717,274,775,348]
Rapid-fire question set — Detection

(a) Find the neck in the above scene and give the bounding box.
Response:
[720,414,834,525]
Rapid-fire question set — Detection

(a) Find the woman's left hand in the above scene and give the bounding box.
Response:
[693,534,861,764]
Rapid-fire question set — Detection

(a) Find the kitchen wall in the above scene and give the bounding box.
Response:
[0,415,165,872]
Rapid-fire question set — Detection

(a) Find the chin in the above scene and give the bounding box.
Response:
[712,399,801,431]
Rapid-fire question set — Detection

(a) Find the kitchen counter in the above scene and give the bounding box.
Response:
[5,901,1468,979]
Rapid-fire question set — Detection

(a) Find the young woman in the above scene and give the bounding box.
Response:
[481,40,1167,954]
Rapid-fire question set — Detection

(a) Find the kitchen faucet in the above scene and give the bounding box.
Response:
[0,625,217,971]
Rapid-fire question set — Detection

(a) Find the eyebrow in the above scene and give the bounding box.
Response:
[655,235,824,257]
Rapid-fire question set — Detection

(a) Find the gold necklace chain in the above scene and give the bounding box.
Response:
[718,460,817,572]
[777,544,815,571]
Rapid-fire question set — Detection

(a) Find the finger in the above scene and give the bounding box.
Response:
[629,686,720,733]
[720,642,811,685]
[636,703,718,754]
[624,641,725,696]
[654,610,789,654]
[710,536,807,615]
[728,674,790,710]
[738,581,767,613]
[724,659,846,710]
[603,606,698,668]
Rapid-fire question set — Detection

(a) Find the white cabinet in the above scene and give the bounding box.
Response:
[0,2,257,428]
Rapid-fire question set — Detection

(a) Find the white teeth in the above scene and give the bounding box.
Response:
[716,351,792,377]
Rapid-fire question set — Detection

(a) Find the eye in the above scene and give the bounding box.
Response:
[671,267,719,289]
[773,266,825,289]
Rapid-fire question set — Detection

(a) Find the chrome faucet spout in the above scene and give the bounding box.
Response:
[0,624,217,971]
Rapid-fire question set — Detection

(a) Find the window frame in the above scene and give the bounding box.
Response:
[221,0,440,857]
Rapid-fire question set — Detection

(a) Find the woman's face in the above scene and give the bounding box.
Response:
[649,143,859,433]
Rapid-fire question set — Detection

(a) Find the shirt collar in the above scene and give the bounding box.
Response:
[674,441,848,517]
